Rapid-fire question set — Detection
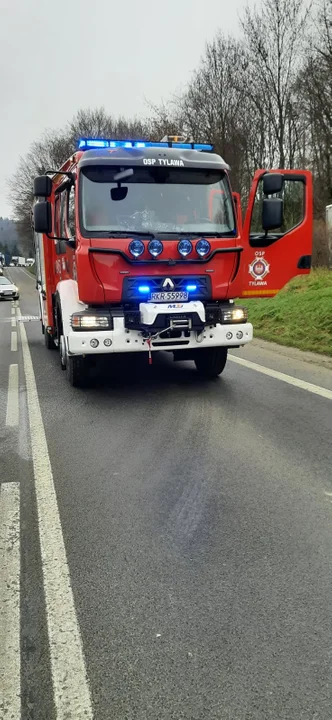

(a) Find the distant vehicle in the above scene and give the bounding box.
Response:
[0,277,19,300]
[9,262,14,266]
[26,258,35,267]
[11,256,26,267]
[0,266,3,276]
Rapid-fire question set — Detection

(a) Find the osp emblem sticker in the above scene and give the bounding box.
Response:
[249,256,270,281]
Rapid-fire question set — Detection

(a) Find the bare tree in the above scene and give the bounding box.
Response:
[241,0,311,168]
[8,107,152,248]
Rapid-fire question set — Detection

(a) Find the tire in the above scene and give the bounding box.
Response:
[44,329,56,350]
[194,347,228,378]
[66,355,87,387]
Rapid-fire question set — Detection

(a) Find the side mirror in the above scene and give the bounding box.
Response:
[263,173,283,195]
[262,198,283,231]
[33,201,52,234]
[34,175,52,198]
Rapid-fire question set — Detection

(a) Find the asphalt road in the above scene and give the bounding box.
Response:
[1,267,332,720]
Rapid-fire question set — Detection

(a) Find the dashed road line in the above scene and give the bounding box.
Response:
[11,331,17,352]
[0,482,21,719]
[11,316,16,328]
[229,355,332,401]
[18,311,93,719]
[6,364,19,427]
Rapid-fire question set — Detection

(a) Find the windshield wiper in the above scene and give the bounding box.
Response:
[98,230,157,239]
[161,231,236,238]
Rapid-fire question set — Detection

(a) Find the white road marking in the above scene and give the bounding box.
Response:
[18,311,93,719]
[11,317,16,328]
[11,307,15,316]
[6,364,19,427]
[229,354,332,401]
[11,332,17,352]
[0,482,21,719]
[16,268,34,280]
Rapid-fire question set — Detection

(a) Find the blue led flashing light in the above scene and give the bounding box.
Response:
[78,138,213,152]
[138,285,150,293]
[186,284,197,292]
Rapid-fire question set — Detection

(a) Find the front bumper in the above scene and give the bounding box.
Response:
[0,292,19,300]
[67,316,253,355]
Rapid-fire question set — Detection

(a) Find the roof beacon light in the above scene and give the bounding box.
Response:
[78,138,213,152]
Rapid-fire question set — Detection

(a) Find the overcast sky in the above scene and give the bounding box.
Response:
[0,0,255,217]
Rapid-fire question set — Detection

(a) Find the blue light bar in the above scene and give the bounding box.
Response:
[138,285,150,293]
[186,284,197,292]
[78,138,213,152]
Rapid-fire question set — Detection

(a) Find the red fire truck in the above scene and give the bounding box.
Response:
[32,136,313,386]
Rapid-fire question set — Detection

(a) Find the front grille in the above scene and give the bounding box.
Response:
[122,275,211,303]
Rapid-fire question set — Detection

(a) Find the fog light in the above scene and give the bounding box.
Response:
[236,331,243,339]
[226,332,233,340]
[148,239,163,257]
[104,338,112,347]
[129,239,145,258]
[196,238,211,257]
[178,238,193,257]
[90,339,99,348]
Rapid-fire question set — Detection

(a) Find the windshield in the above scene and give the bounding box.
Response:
[0,277,11,285]
[80,166,236,236]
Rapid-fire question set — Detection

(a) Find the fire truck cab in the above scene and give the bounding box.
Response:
[32,137,313,386]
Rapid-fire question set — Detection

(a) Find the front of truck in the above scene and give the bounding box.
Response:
[67,138,252,375]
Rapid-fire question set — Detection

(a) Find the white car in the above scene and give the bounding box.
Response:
[0,277,19,300]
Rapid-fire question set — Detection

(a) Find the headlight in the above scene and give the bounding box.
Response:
[148,239,163,257]
[71,314,111,330]
[129,239,145,258]
[222,306,248,324]
[196,239,211,257]
[178,239,193,257]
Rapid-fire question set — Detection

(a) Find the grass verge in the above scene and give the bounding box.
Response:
[246,269,332,357]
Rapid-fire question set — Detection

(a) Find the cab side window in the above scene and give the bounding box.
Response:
[67,185,75,237]
[250,178,305,234]
[59,191,67,237]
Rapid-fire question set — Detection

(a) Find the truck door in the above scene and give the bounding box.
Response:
[239,169,313,298]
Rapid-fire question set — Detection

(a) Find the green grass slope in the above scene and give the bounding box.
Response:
[246,269,332,356]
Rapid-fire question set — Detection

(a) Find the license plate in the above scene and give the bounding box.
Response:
[150,291,188,302]
[4,291,12,295]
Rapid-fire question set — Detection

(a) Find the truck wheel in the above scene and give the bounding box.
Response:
[44,329,56,350]
[66,355,87,387]
[194,347,228,378]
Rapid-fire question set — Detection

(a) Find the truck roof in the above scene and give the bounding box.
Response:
[78,146,229,172]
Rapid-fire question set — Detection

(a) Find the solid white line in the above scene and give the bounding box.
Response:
[0,482,21,718]
[18,311,93,718]
[11,332,17,352]
[19,268,34,280]
[6,364,19,426]
[11,317,16,328]
[229,354,332,401]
